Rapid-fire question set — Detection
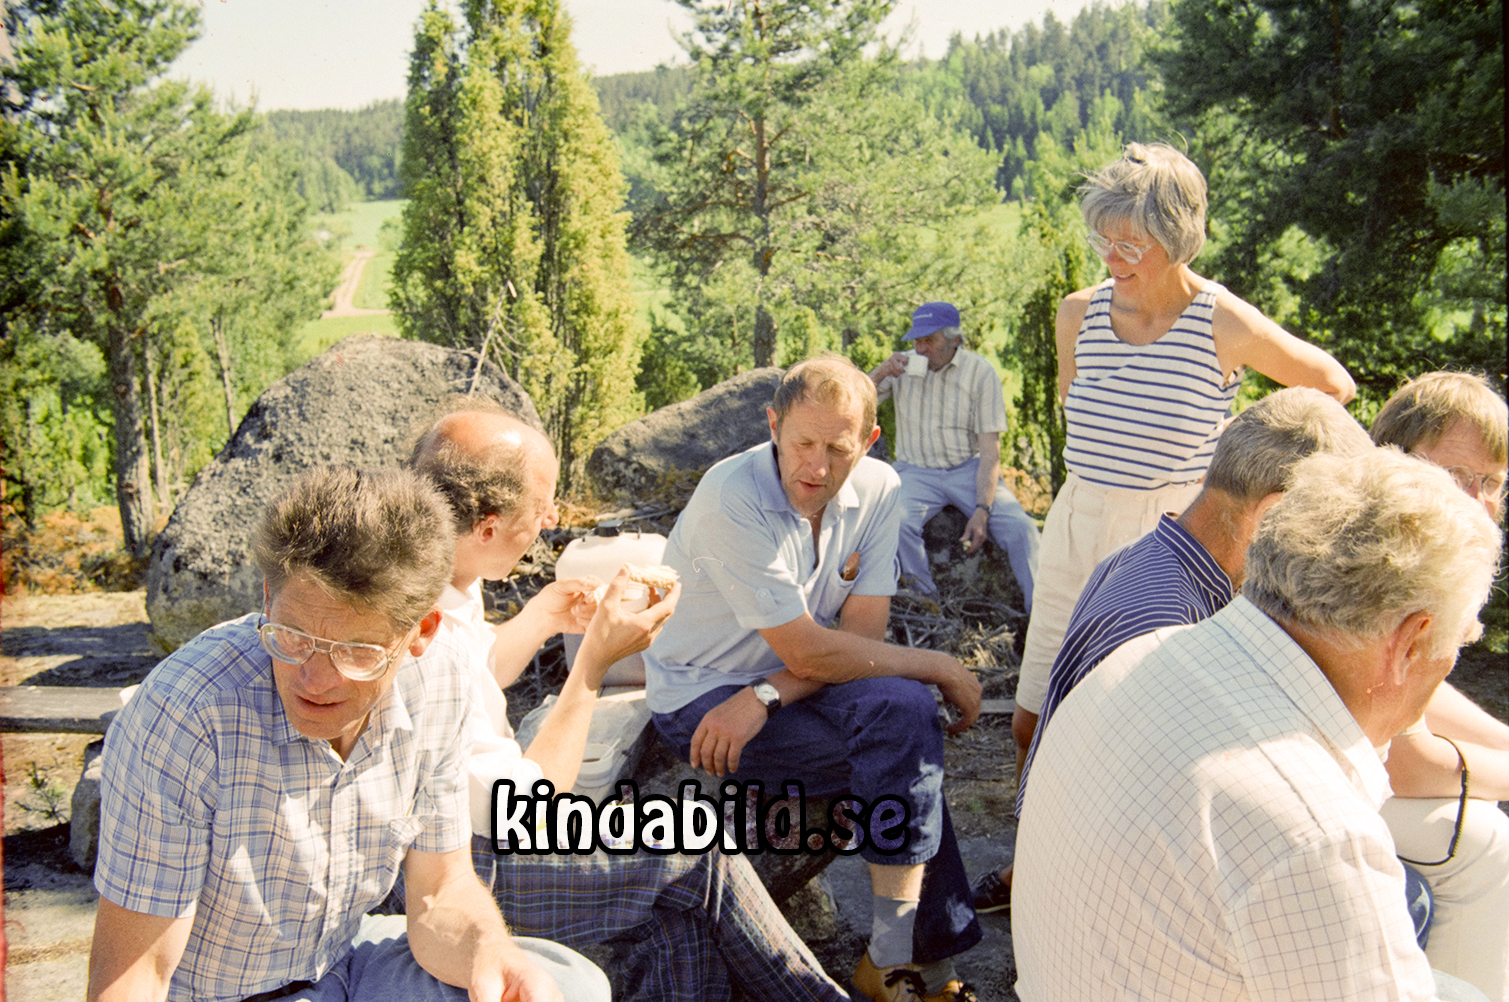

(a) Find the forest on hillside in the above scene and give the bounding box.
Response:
[2,0,1503,583]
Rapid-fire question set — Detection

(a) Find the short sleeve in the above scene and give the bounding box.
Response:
[875,374,896,405]
[1229,834,1437,1001]
[94,678,216,918]
[686,486,810,631]
[849,467,902,597]
[409,632,476,855]
[972,359,1009,436]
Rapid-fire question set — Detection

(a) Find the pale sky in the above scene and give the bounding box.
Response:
[170,0,1108,112]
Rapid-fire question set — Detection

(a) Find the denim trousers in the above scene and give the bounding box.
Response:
[654,676,983,964]
[894,456,1040,608]
[274,914,609,1002]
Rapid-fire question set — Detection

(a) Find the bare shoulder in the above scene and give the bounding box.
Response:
[1056,285,1098,327]
[1209,286,1284,339]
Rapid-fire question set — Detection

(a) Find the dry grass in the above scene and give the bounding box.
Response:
[2,506,145,595]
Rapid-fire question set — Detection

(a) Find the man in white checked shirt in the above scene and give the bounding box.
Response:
[1013,448,1501,1002]
[87,467,608,1002]
[868,302,1039,607]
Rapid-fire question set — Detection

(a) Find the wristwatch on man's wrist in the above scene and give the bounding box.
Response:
[750,678,782,717]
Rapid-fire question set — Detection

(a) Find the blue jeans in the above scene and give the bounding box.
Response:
[894,457,1039,608]
[654,677,982,964]
[277,914,608,1001]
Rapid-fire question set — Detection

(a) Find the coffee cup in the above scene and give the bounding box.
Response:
[905,352,928,377]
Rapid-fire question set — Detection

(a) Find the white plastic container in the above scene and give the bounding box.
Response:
[555,521,667,684]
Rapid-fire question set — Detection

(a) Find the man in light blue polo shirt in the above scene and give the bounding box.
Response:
[646,354,985,1002]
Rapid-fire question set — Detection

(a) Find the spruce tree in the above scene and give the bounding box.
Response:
[392,0,646,480]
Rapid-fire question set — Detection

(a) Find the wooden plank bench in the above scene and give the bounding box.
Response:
[0,686,126,734]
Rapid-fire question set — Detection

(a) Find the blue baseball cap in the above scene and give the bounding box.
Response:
[903,301,960,340]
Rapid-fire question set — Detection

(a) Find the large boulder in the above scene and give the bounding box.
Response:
[146,335,540,649]
[587,368,784,499]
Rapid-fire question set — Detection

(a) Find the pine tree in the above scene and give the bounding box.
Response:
[1,0,258,555]
[391,0,646,480]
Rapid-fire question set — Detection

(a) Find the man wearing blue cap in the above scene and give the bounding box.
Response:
[869,302,1040,609]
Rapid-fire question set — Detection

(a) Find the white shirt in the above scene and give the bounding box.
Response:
[875,346,1008,469]
[1013,598,1438,1002]
[438,582,544,836]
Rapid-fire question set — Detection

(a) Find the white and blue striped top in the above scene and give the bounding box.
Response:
[1064,279,1239,489]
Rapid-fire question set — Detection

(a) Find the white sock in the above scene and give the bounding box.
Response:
[919,959,959,994]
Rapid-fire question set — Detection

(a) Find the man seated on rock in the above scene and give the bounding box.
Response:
[1013,447,1501,1000]
[87,466,608,1002]
[406,406,852,1002]
[972,387,1373,914]
[644,354,985,1002]
[1369,371,1509,1000]
[867,301,1039,608]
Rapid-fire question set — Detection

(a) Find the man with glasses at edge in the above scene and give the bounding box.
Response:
[1370,371,1509,1001]
[87,467,608,1002]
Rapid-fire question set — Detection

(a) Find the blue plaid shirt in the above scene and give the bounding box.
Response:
[95,613,471,1002]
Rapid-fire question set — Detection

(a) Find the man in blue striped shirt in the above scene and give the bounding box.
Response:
[974,387,1371,913]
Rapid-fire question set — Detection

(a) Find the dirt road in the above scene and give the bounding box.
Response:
[322,248,389,319]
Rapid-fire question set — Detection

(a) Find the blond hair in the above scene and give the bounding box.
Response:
[1371,371,1507,464]
[772,352,877,438]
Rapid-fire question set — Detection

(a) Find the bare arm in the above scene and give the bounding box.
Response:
[1424,681,1509,749]
[1211,293,1356,403]
[1055,291,1093,403]
[869,352,908,386]
[688,593,895,776]
[1386,731,1509,801]
[87,899,194,1002]
[962,432,1001,552]
[404,845,563,1002]
[522,570,678,790]
[489,577,600,691]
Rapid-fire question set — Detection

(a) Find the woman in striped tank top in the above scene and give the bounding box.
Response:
[980,144,1357,915]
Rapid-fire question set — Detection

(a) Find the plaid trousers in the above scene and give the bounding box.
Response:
[470,835,847,1002]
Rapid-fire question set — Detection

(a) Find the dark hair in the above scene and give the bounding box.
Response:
[407,434,529,534]
[253,466,454,631]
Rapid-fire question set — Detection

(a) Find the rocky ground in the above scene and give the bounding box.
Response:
[0,587,1026,1000]
[5,581,1504,1001]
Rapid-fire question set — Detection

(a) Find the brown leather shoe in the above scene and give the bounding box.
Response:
[852,951,926,1001]
[924,980,980,1002]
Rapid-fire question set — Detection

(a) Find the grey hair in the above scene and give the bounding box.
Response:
[1203,388,1374,503]
[1243,449,1501,659]
[1371,371,1508,464]
[253,466,455,632]
[936,325,963,344]
[1080,143,1208,265]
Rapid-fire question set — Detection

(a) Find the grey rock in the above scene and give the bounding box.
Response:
[146,335,540,649]
[586,368,784,499]
[68,739,105,873]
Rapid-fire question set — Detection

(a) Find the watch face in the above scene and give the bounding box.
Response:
[753,682,780,707]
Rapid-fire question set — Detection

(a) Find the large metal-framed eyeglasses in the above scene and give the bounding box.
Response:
[1085,231,1156,265]
[257,620,409,681]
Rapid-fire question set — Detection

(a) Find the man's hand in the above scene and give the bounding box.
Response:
[470,942,565,1002]
[689,686,769,777]
[572,568,680,690]
[959,506,989,554]
[870,352,909,384]
[936,659,982,734]
[524,576,601,635]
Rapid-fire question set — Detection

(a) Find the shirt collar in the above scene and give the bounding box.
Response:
[1217,598,1392,808]
[1154,513,1235,607]
[755,441,861,515]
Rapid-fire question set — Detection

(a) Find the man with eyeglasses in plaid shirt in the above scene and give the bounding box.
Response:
[87,467,608,1002]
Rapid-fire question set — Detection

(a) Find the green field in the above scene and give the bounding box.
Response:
[312,199,406,252]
